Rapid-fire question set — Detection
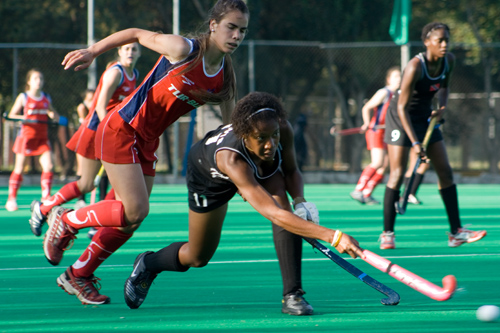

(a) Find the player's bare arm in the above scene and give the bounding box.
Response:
[94,68,122,121]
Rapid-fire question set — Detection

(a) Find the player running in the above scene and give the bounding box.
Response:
[380,22,486,249]
[5,69,63,212]
[122,91,365,313]
[350,66,401,205]
[29,43,141,237]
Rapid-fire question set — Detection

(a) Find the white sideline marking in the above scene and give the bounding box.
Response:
[1,253,499,271]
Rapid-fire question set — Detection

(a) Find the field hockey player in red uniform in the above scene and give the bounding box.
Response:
[29,43,141,237]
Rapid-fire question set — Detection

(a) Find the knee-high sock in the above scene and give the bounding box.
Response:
[144,242,189,274]
[383,187,400,232]
[363,172,384,197]
[410,173,425,196]
[439,184,461,234]
[72,227,133,278]
[272,223,303,296]
[61,200,126,230]
[8,172,22,200]
[40,171,53,201]
[355,166,377,192]
[40,181,82,216]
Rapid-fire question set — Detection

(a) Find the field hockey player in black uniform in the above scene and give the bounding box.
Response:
[380,22,486,250]
[124,91,364,315]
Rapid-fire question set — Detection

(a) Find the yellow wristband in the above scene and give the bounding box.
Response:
[331,230,343,247]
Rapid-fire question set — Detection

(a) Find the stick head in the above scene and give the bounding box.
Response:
[442,275,457,294]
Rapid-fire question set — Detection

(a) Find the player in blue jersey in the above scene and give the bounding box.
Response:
[380,22,486,249]
[123,91,365,314]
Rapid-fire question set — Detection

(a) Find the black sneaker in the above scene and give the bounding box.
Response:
[281,290,313,315]
[124,251,157,309]
[29,200,47,236]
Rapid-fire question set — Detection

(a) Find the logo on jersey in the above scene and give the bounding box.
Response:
[391,129,401,142]
[210,167,229,180]
[429,83,441,92]
[181,75,195,86]
[168,83,201,108]
[205,125,232,146]
[123,86,131,92]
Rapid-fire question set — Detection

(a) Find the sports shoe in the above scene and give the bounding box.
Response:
[87,227,98,239]
[5,199,18,212]
[57,267,110,305]
[363,195,380,205]
[74,199,87,210]
[124,251,157,309]
[448,226,487,247]
[379,231,396,250]
[282,289,313,315]
[43,207,78,266]
[29,200,47,236]
[408,194,422,205]
[350,191,365,204]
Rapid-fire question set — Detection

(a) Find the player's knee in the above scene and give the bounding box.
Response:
[124,205,149,225]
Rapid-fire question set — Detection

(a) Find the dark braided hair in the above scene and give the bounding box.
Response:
[421,22,450,42]
[232,92,287,138]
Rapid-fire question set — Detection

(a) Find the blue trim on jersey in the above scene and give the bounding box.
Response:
[117,38,197,124]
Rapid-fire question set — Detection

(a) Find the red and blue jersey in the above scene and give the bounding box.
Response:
[113,38,225,142]
[19,92,51,139]
[86,62,139,131]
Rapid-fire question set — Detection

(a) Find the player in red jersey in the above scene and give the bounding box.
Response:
[350,66,401,205]
[39,0,253,307]
[5,69,62,212]
[29,43,141,237]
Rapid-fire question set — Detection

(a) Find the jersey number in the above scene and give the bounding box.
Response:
[193,193,208,207]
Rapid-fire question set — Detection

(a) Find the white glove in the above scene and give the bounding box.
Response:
[294,201,320,225]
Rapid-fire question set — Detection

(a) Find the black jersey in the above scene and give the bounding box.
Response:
[385,53,449,146]
[186,124,282,213]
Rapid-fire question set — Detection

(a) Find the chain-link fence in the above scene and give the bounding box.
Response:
[1,41,499,177]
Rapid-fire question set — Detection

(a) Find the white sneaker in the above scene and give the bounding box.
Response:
[379,231,395,249]
[74,199,87,210]
[408,194,422,205]
[5,199,18,212]
[350,191,365,204]
[448,225,487,247]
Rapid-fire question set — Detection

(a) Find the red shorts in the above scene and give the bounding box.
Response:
[95,110,159,177]
[66,123,97,160]
[12,136,51,156]
[365,128,386,150]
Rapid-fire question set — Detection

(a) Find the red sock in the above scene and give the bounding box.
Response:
[355,166,376,192]
[40,181,82,216]
[363,172,384,197]
[104,188,115,200]
[8,172,23,200]
[40,171,53,201]
[62,200,126,230]
[72,227,133,278]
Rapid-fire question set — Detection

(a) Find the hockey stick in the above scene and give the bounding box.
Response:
[363,250,457,301]
[329,125,385,137]
[2,112,68,126]
[304,238,400,305]
[395,117,438,215]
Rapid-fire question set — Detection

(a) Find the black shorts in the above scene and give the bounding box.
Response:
[384,108,442,147]
[186,153,238,213]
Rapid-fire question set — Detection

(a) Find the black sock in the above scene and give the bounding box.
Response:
[99,175,109,201]
[272,223,303,296]
[144,242,189,274]
[439,184,461,234]
[410,173,425,196]
[383,186,400,232]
